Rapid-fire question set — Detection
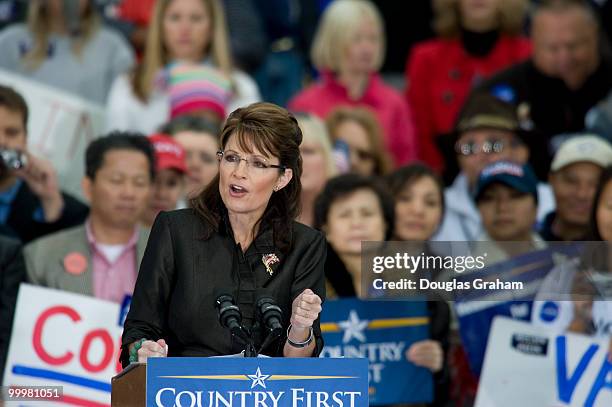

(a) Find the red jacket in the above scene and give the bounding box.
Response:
[289,72,418,166]
[118,0,155,25]
[405,35,531,172]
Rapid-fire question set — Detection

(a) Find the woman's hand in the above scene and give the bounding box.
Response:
[568,272,595,334]
[568,299,593,333]
[137,339,168,362]
[406,339,443,373]
[290,288,322,329]
[284,289,322,357]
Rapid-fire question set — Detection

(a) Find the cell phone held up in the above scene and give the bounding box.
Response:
[332,139,351,174]
[0,149,28,170]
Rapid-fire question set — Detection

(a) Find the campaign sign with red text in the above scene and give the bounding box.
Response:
[3,284,125,407]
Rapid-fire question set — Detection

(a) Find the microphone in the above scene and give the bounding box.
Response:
[256,295,284,353]
[215,293,257,357]
[215,294,242,334]
[256,296,283,332]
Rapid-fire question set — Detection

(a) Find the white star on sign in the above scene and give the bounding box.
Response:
[248,367,270,389]
[338,310,368,343]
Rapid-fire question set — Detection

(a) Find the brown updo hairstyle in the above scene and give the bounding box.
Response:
[191,102,303,253]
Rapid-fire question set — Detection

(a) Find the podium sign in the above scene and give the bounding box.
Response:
[147,357,369,407]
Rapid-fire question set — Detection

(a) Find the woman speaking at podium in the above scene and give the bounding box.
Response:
[120,103,326,367]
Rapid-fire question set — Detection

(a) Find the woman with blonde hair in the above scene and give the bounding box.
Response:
[288,0,417,167]
[406,0,531,174]
[0,0,134,104]
[326,106,392,176]
[105,0,260,134]
[295,113,337,226]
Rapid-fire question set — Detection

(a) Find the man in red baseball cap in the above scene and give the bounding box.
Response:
[141,134,187,227]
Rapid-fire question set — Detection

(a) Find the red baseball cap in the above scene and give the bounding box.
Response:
[148,133,188,174]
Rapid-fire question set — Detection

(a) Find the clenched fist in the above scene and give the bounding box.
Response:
[290,288,322,329]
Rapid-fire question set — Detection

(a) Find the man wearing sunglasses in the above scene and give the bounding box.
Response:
[434,93,555,242]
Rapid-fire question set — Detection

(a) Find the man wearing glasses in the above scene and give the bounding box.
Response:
[434,93,555,242]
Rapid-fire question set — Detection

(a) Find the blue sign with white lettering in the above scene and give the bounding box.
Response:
[319,298,433,405]
[454,245,581,376]
[147,357,369,407]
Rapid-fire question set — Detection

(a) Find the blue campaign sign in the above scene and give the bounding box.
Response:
[457,298,533,376]
[319,298,433,405]
[147,357,369,407]
[454,244,581,376]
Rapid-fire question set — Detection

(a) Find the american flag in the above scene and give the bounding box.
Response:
[262,253,280,275]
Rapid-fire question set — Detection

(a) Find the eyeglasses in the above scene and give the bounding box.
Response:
[217,150,286,173]
[455,139,521,156]
[352,147,375,161]
[338,140,375,161]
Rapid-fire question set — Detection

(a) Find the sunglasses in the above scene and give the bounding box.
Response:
[455,139,522,156]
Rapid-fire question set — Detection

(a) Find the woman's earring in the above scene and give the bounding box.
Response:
[273,185,279,192]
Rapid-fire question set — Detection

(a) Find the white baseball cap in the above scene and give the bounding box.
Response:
[550,134,612,172]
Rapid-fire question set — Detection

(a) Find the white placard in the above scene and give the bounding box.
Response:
[3,284,126,406]
[476,317,611,407]
[0,69,106,200]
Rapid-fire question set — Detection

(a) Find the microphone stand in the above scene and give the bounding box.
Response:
[216,294,258,357]
[256,296,285,354]
[258,327,283,354]
[230,325,258,357]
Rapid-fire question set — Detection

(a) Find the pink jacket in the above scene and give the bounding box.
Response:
[289,72,418,166]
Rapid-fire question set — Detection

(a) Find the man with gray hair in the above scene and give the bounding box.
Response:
[476,0,612,179]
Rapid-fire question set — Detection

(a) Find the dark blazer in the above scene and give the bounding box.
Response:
[121,209,326,367]
[476,58,612,179]
[0,235,26,385]
[2,181,89,244]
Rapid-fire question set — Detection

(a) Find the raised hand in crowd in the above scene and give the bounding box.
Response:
[406,339,444,373]
[13,153,64,222]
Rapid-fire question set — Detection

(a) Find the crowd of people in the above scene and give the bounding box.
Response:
[1,0,612,406]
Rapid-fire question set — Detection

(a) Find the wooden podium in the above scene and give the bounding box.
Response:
[111,363,146,406]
